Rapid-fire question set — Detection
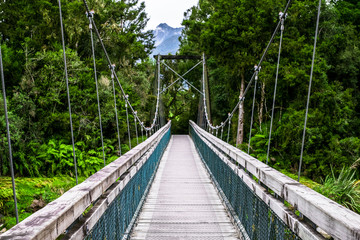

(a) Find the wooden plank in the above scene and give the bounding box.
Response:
[190,121,360,240]
[0,122,171,240]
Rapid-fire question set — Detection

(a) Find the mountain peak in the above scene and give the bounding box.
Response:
[157,23,171,29]
[156,23,183,31]
[152,23,184,55]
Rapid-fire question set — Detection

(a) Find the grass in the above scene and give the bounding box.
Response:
[0,137,147,232]
[0,176,85,230]
[279,169,320,189]
[280,167,360,215]
[314,167,360,214]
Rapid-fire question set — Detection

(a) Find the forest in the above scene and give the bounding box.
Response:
[0,0,359,230]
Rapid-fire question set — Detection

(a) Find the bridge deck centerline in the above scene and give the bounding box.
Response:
[130,135,241,240]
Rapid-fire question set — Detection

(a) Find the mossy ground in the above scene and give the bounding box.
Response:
[0,176,85,230]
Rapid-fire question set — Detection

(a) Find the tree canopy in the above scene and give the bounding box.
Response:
[0,0,359,182]
[0,0,155,177]
[180,0,360,180]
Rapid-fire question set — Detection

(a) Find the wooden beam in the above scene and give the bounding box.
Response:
[190,121,360,240]
[153,55,201,60]
[63,138,163,240]
[1,122,171,240]
[192,126,323,240]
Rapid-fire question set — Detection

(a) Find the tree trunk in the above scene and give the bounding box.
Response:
[236,71,245,146]
[258,80,265,131]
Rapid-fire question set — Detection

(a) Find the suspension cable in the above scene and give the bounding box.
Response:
[82,0,294,139]
[248,66,260,154]
[134,111,139,145]
[266,14,286,165]
[204,112,207,130]
[155,55,161,133]
[220,124,224,140]
[155,116,158,132]
[298,0,321,181]
[141,125,144,142]
[82,0,160,132]
[0,41,19,224]
[202,0,293,132]
[111,66,121,156]
[125,95,131,150]
[227,113,231,143]
[88,10,106,166]
[58,0,78,184]
[157,115,160,131]
[235,95,245,148]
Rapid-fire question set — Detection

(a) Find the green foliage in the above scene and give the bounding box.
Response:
[245,125,270,163]
[314,166,360,214]
[0,0,155,179]
[279,169,320,189]
[180,0,360,182]
[159,58,201,134]
[0,176,85,229]
[0,0,360,228]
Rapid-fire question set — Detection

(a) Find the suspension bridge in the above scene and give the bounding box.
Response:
[1,0,360,239]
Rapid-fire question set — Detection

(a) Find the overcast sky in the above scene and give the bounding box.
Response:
[143,0,198,30]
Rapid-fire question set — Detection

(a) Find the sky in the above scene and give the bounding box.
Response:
[143,0,199,30]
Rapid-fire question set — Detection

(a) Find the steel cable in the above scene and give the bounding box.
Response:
[82,0,160,132]
[266,16,285,165]
[248,68,259,154]
[134,112,139,145]
[0,41,19,224]
[141,125,144,142]
[298,0,322,181]
[160,61,202,94]
[202,0,293,131]
[111,68,122,156]
[58,0,78,184]
[125,96,131,150]
[227,114,232,143]
[162,62,204,96]
[221,125,224,140]
[88,12,106,166]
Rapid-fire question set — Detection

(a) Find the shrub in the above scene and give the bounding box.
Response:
[314,166,360,214]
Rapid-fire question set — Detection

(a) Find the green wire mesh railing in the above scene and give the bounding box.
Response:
[190,125,300,240]
[84,128,171,240]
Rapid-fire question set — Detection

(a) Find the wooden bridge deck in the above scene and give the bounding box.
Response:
[131,135,240,240]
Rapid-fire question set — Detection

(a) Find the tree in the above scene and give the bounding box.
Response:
[182,0,287,145]
[0,0,156,177]
[180,0,360,180]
